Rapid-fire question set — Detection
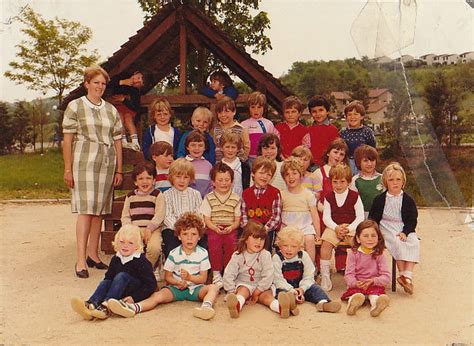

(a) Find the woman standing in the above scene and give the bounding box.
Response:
[63,65,123,278]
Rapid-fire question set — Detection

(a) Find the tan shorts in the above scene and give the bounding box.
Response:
[320,227,353,247]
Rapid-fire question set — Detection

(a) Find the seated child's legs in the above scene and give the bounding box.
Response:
[257,289,276,307]
[146,231,162,268]
[104,272,141,302]
[88,279,112,307]
[167,285,203,302]
[304,284,330,304]
[304,234,316,264]
[198,284,219,304]
[139,287,175,312]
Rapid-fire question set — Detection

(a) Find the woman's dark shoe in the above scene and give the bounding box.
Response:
[86,256,109,270]
[75,264,89,279]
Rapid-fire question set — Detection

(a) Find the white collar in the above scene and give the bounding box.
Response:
[81,96,105,110]
[116,251,141,265]
[185,155,204,161]
[387,191,404,198]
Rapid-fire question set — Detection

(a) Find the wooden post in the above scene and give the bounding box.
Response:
[179,23,187,95]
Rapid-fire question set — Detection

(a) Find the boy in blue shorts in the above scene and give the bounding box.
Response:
[108,212,220,321]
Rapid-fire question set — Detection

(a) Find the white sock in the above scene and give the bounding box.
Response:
[131,134,139,144]
[213,271,222,280]
[320,260,331,276]
[404,271,413,280]
[270,299,280,313]
[368,295,378,310]
[201,300,213,309]
[121,135,128,144]
[318,299,328,304]
[236,295,245,309]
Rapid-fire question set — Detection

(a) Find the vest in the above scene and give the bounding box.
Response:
[127,189,161,224]
[326,189,359,225]
[206,191,241,226]
[242,185,280,225]
[277,250,304,288]
[276,123,308,158]
[355,175,383,212]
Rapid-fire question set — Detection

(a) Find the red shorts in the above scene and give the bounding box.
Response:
[341,285,386,300]
[115,103,136,118]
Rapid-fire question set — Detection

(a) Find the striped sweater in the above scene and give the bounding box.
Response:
[121,189,165,231]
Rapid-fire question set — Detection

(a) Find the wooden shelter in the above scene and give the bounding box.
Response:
[60,1,292,113]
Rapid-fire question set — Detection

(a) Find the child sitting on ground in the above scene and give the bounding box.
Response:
[242,91,279,166]
[241,156,282,252]
[257,133,286,191]
[150,141,174,193]
[184,130,212,198]
[369,162,419,295]
[275,96,309,159]
[273,226,341,314]
[201,163,241,289]
[320,164,364,291]
[342,220,390,317]
[224,220,291,319]
[201,70,239,100]
[108,212,220,321]
[71,224,156,320]
[220,132,246,196]
[350,145,383,218]
[142,97,182,160]
[306,95,340,168]
[340,101,376,174]
[177,107,216,164]
[213,96,250,162]
[161,158,203,258]
[121,161,165,269]
[280,158,320,265]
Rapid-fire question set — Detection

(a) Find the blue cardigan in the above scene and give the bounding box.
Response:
[142,125,182,160]
[176,130,216,165]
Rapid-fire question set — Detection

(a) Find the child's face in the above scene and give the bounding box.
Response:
[217,107,235,125]
[357,227,379,249]
[153,153,173,169]
[327,148,346,167]
[178,227,200,253]
[131,73,144,88]
[172,173,191,191]
[135,171,155,193]
[261,142,278,160]
[153,108,171,127]
[186,141,205,159]
[252,167,273,188]
[331,177,349,194]
[283,107,300,125]
[386,170,404,195]
[212,171,233,194]
[284,169,302,189]
[210,78,224,92]
[245,235,265,254]
[310,106,328,124]
[346,110,364,129]
[360,158,376,176]
[279,240,301,259]
[249,104,264,119]
[192,114,210,132]
[117,236,139,257]
[222,142,238,160]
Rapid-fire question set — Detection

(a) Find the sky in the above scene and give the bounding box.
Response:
[1,0,472,103]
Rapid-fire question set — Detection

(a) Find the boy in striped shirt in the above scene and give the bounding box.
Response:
[151,141,174,193]
[109,212,220,321]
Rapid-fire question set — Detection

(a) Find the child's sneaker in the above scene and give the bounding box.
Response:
[346,293,365,316]
[193,306,216,320]
[277,292,290,319]
[89,304,109,320]
[320,273,333,291]
[370,294,389,317]
[226,293,240,318]
[71,297,93,320]
[287,292,299,316]
[316,300,341,313]
[108,298,136,318]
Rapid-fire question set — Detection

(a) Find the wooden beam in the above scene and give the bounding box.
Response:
[141,94,249,107]
[179,23,187,95]
[109,12,177,76]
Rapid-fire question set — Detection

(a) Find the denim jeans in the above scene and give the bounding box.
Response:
[88,272,141,307]
[304,283,330,304]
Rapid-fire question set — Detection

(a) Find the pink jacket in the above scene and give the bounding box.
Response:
[344,250,391,288]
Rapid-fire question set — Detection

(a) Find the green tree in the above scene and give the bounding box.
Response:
[5,7,99,104]
[11,101,31,154]
[0,103,14,155]
[137,0,271,89]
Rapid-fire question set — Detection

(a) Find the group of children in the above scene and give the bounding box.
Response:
[72,76,420,322]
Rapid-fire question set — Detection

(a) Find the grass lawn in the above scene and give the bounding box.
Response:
[0,150,70,200]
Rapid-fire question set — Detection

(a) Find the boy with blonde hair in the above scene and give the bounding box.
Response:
[273,226,341,313]
[176,107,216,164]
[320,164,364,291]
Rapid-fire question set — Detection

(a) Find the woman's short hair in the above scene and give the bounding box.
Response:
[382,162,407,188]
[113,224,144,253]
[83,65,110,83]
[168,158,195,183]
[275,226,304,248]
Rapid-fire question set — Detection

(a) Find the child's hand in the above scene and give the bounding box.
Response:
[398,232,407,242]
[335,225,348,240]
[317,201,324,212]
[122,296,134,304]
[315,234,321,242]
[222,226,234,234]
[295,288,305,304]
[356,279,374,290]
[315,192,320,201]
[249,289,261,305]
[180,269,191,280]
[120,78,134,86]
[64,171,74,189]
[142,228,152,244]
[176,280,188,290]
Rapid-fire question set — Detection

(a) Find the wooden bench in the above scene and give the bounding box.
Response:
[315,240,396,292]
[101,148,145,254]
